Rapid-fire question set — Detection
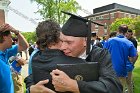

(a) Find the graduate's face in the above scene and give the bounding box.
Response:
[60,32,86,57]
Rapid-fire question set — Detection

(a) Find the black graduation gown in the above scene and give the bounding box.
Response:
[77,46,123,93]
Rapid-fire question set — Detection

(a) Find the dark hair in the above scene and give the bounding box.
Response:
[91,32,96,37]
[118,24,128,34]
[128,29,133,33]
[109,31,117,38]
[0,30,11,43]
[36,20,61,50]
[12,37,18,45]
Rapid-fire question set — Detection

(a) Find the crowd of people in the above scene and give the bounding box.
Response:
[0,11,138,93]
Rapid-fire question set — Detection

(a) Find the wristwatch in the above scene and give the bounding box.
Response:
[15,30,20,35]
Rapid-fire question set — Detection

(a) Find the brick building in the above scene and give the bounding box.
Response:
[0,0,10,25]
[86,3,140,36]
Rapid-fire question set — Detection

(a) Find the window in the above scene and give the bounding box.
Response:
[104,14,109,19]
[110,13,114,18]
[96,16,99,20]
[95,25,99,32]
[99,15,104,19]
[90,17,95,21]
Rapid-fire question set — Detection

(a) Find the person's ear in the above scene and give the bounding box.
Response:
[3,36,7,41]
[83,38,87,47]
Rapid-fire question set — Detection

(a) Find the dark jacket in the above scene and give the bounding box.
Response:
[24,46,122,93]
[128,37,137,49]
[32,49,86,93]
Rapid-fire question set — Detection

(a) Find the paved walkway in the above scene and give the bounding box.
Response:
[21,51,29,78]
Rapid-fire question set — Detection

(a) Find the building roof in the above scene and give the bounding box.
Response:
[86,3,140,17]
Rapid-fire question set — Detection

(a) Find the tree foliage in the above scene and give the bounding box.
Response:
[21,32,37,43]
[110,16,140,39]
[110,17,134,32]
[31,0,81,24]
[133,16,140,36]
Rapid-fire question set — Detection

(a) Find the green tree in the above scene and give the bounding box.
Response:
[31,0,81,24]
[110,16,140,38]
[133,16,140,37]
[110,17,134,32]
[21,32,37,43]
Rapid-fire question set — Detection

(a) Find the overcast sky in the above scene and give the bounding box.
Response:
[7,0,140,32]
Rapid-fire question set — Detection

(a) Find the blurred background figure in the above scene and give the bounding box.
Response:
[28,42,37,56]
[91,32,103,48]
[126,29,138,49]
[125,29,138,93]
[9,53,27,93]
[109,31,117,38]
[100,35,107,46]
[10,37,27,93]
[103,24,137,93]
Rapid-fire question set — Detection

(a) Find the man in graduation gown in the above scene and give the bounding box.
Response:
[25,12,123,93]
[50,11,122,93]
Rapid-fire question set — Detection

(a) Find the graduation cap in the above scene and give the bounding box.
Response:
[61,11,104,54]
[91,32,97,37]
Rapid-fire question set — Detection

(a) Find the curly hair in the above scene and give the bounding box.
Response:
[36,20,61,50]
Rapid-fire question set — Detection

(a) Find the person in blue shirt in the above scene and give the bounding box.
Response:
[0,24,29,93]
[103,24,137,93]
[28,48,39,75]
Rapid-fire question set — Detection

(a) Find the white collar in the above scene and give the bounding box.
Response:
[78,45,92,59]
[78,50,87,59]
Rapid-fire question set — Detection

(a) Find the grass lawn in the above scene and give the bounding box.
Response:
[133,52,140,93]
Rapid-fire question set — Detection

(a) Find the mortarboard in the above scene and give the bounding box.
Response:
[62,11,88,37]
[91,32,97,37]
[61,11,104,54]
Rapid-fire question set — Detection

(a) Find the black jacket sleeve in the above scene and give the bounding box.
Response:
[24,74,34,89]
[77,46,123,93]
